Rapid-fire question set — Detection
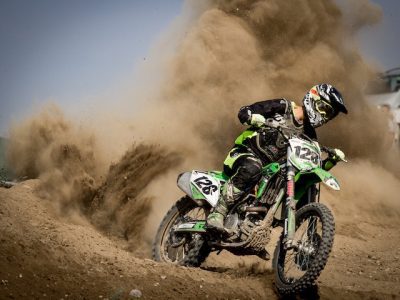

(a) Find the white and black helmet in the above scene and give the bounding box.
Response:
[303,84,348,128]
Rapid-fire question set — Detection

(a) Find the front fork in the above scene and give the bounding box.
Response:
[284,149,297,250]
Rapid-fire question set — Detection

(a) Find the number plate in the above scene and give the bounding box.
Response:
[190,171,220,206]
[289,138,321,171]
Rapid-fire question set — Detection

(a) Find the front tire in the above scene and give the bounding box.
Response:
[273,203,335,296]
[152,196,210,267]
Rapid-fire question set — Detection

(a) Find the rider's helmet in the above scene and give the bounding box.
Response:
[302,84,348,128]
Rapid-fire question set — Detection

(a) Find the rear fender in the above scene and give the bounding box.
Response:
[177,171,225,207]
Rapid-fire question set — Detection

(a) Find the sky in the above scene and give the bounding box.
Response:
[0,0,399,136]
[0,0,183,135]
[357,0,400,71]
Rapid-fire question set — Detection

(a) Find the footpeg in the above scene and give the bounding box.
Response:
[257,250,270,261]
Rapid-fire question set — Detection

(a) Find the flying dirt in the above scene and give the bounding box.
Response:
[1,0,400,299]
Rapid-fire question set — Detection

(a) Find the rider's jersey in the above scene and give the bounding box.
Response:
[234,99,317,164]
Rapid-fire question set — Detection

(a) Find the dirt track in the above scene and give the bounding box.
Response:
[1,180,399,299]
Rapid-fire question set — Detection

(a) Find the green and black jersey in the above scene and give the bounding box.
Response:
[234,98,317,164]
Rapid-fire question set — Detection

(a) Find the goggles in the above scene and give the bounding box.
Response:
[315,99,337,120]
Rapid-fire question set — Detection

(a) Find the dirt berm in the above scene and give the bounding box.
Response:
[1,178,399,300]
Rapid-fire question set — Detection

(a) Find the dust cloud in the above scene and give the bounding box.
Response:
[325,160,400,222]
[7,0,400,250]
[8,105,102,213]
[90,144,180,250]
[7,106,180,250]
[143,0,390,161]
[138,0,400,231]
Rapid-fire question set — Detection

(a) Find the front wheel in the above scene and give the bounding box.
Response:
[273,203,335,296]
[152,196,211,267]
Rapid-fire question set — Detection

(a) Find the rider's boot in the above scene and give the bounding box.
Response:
[206,196,228,232]
[206,181,242,232]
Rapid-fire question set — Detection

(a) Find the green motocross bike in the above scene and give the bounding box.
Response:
[152,127,345,296]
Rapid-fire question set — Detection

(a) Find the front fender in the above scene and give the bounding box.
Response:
[294,167,340,200]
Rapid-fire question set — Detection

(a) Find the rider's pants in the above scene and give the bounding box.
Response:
[222,147,263,206]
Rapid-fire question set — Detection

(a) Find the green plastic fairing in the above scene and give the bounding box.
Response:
[294,167,340,200]
[190,184,206,200]
[262,162,280,176]
[210,171,229,182]
[234,129,257,145]
[256,163,280,198]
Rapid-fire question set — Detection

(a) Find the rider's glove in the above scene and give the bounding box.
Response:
[331,148,347,163]
[250,113,266,127]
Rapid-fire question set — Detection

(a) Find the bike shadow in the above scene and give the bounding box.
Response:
[200,264,274,277]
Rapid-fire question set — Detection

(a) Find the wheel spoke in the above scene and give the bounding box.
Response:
[280,213,324,282]
[307,217,317,238]
[274,204,335,294]
[284,251,297,275]
[161,205,208,264]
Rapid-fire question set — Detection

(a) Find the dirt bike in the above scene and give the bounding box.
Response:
[152,126,345,296]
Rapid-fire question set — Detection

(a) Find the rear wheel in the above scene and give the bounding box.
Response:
[273,203,335,296]
[152,196,211,267]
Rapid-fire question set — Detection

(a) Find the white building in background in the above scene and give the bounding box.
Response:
[366,91,400,144]
[365,67,400,145]
[367,90,400,112]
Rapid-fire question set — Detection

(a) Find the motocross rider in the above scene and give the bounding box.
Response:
[207,84,348,231]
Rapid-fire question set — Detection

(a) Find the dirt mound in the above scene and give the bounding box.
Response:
[0,181,274,299]
[1,181,399,299]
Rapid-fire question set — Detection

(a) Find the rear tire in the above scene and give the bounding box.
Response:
[152,196,210,267]
[273,203,335,296]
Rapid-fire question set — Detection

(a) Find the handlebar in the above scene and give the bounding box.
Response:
[270,125,347,162]
[320,146,348,162]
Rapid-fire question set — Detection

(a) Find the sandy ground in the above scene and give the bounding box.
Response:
[1,180,399,299]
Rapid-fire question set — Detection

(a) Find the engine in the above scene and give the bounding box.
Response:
[239,212,265,241]
[224,209,266,243]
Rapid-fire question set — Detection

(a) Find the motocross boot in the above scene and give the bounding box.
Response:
[206,197,228,231]
[206,181,242,232]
